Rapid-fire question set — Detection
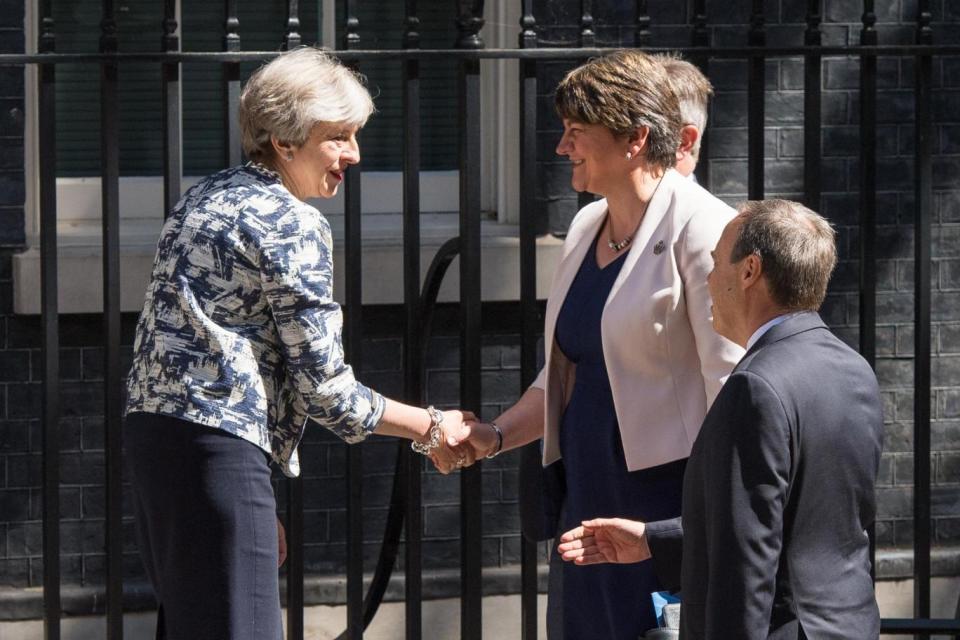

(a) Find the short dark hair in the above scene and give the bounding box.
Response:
[732,199,837,311]
[554,50,682,171]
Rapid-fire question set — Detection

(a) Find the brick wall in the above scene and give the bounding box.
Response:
[1,0,959,609]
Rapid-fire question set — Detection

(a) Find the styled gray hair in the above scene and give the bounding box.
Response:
[732,199,837,311]
[239,47,374,160]
[653,53,713,158]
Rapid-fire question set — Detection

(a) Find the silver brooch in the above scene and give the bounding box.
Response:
[653,240,666,255]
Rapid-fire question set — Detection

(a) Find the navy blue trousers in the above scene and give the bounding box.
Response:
[125,412,283,640]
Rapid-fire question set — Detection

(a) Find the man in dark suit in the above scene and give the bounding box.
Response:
[557,199,883,639]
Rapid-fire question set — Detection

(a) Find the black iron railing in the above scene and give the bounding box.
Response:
[1,0,957,637]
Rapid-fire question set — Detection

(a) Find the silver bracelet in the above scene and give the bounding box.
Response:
[485,421,504,459]
[411,406,444,455]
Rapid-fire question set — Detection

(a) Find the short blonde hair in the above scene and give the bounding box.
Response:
[653,52,713,157]
[554,50,682,171]
[239,47,374,160]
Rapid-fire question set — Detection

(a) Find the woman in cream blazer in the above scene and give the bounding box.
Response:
[466,51,744,638]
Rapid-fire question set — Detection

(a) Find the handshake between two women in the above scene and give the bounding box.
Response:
[406,407,503,475]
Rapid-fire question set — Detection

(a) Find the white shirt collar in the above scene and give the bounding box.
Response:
[745,313,797,352]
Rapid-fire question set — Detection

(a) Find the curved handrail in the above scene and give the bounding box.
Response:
[334,236,462,637]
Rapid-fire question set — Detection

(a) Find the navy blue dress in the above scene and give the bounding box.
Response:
[555,235,687,639]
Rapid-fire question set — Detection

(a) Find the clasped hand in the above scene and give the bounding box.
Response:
[426,413,500,474]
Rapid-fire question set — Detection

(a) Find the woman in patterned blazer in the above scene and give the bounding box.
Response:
[124,48,473,640]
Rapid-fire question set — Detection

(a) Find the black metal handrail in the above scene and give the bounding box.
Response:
[2,43,960,66]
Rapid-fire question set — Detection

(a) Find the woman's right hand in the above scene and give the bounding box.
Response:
[427,410,477,474]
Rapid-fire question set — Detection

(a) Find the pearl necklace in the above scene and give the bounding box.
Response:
[607,234,633,252]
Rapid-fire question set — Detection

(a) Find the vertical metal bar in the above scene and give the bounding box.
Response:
[281,3,304,639]
[858,0,878,581]
[342,3,363,637]
[518,4,540,639]
[747,0,765,200]
[38,5,60,638]
[224,0,241,167]
[803,1,822,211]
[579,0,594,47]
[285,0,302,49]
[456,3,484,638]
[913,1,933,632]
[402,2,423,637]
[99,2,123,637]
[634,0,650,48]
[162,0,182,217]
[285,476,304,640]
[690,0,710,187]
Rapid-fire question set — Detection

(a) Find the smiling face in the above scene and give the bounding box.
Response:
[555,119,627,196]
[281,122,360,200]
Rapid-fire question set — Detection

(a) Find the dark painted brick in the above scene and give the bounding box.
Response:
[932,484,960,517]
[709,159,748,195]
[894,453,914,484]
[0,487,29,521]
[933,90,960,122]
[5,382,39,420]
[0,558,28,586]
[359,338,401,372]
[933,421,960,450]
[941,192,960,223]
[894,519,914,545]
[763,160,803,193]
[938,451,960,482]
[6,521,41,556]
[896,325,915,357]
[943,324,960,354]
[0,419,29,453]
[875,519,895,546]
[876,486,913,518]
[936,517,960,543]
[878,453,895,485]
[0,348,28,382]
[935,355,960,386]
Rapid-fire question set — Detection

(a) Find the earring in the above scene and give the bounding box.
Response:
[285,152,294,162]
[625,151,633,160]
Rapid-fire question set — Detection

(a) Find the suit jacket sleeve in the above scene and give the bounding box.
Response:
[676,209,743,408]
[701,370,791,639]
[646,517,684,592]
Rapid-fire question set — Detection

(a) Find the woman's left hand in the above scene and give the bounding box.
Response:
[277,517,287,567]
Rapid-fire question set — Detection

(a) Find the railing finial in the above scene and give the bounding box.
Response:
[404,0,420,49]
[163,0,179,52]
[635,0,650,48]
[455,0,485,49]
[285,0,301,50]
[519,0,536,48]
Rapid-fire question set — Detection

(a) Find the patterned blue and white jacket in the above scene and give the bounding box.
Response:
[125,163,385,476]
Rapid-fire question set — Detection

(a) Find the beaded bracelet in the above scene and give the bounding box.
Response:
[410,405,444,455]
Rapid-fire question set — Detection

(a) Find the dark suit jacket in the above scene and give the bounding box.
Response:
[646,312,883,639]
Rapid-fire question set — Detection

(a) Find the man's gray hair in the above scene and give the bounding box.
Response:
[732,199,837,311]
[653,53,713,158]
[239,47,374,161]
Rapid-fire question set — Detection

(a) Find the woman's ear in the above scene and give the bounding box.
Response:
[270,135,295,162]
[626,126,650,159]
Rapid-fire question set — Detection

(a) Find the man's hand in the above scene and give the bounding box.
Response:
[277,517,287,567]
[557,517,651,565]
